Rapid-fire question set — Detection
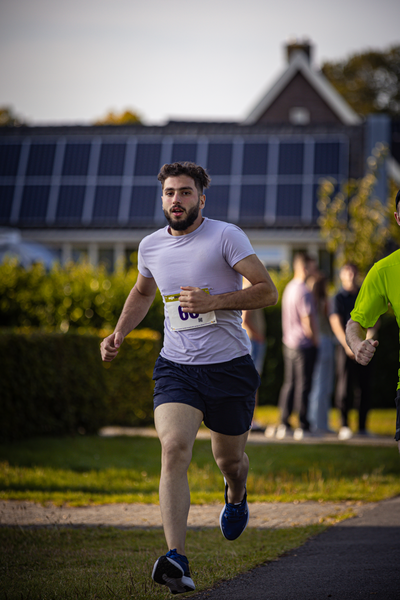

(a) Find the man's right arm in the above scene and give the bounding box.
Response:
[100,273,157,362]
[345,318,379,366]
[329,312,355,358]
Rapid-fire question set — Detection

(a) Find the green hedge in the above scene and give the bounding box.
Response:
[259,304,284,406]
[1,259,398,417]
[0,329,161,441]
[101,329,161,426]
[0,259,164,334]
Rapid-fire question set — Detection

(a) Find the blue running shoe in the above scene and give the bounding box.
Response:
[152,548,195,595]
[219,481,249,541]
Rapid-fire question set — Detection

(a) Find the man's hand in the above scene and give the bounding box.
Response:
[100,331,125,362]
[346,319,380,366]
[353,338,379,365]
[179,287,214,314]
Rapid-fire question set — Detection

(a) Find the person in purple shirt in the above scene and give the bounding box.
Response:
[275,252,319,440]
[100,162,278,595]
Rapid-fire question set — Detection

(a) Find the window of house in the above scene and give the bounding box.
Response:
[289,107,310,125]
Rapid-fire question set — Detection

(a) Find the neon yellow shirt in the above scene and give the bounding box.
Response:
[351,249,400,389]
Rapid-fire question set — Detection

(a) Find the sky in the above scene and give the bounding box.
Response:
[1,0,400,126]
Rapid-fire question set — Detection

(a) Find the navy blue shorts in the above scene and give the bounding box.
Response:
[152,354,260,436]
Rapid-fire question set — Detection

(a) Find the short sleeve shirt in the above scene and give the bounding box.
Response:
[281,279,316,349]
[332,288,359,329]
[138,218,254,365]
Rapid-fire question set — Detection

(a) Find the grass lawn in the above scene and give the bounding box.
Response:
[0,408,399,599]
[0,525,327,600]
[0,407,399,506]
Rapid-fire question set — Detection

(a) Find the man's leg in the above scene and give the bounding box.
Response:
[211,429,251,541]
[278,345,296,427]
[335,346,350,427]
[210,429,250,503]
[154,402,203,556]
[356,361,371,432]
[297,346,317,430]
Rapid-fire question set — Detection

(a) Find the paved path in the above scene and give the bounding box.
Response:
[1,497,398,600]
[190,496,400,600]
[99,426,396,447]
[2,428,398,599]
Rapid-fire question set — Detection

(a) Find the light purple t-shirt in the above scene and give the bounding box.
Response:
[138,218,254,364]
[281,279,316,349]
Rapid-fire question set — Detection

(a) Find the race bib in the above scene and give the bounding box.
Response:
[164,289,217,331]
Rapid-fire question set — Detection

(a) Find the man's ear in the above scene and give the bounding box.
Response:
[394,211,400,227]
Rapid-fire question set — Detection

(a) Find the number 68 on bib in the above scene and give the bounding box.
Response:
[164,289,217,332]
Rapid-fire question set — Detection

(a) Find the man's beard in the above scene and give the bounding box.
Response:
[164,200,201,231]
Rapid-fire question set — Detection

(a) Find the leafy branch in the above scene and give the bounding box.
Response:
[317,143,393,276]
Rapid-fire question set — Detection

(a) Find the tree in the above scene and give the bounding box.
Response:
[317,143,400,277]
[322,45,400,117]
[94,108,142,125]
[0,106,25,126]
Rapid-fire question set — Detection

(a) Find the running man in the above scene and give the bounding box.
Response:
[346,189,400,452]
[100,162,278,594]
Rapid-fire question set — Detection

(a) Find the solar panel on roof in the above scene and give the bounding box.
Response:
[129,186,158,222]
[314,142,340,175]
[312,183,324,219]
[171,142,197,164]
[0,133,349,229]
[276,184,302,218]
[203,185,230,220]
[56,185,86,222]
[278,142,304,175]
[19,185,50,222]
[97,143,126,176]
[0,185,14,222]
[207,143,232,175]
[62,143,91,176]
[26,144,56,177]
[242,143,269,175]
[240,184,266,220]
[0,144,21,177]
[135,143,162,176]
[92,186,121,221]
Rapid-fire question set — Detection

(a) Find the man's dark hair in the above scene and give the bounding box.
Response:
[293,251,314,268]
[396,189,400,213]
[341,263,358,274]
[157,162,211,194]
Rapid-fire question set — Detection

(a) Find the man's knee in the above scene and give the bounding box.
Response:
[214,453,243,479]
[161,436,193,470]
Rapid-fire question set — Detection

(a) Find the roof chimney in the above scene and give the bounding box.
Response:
[286,39,312,64]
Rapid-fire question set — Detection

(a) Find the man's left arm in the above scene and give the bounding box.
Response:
[179,254,278,313]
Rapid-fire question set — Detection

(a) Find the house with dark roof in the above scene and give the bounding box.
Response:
[244,41,362,127]
[1,40,399,271]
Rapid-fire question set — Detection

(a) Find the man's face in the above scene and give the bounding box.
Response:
[340,266,357,290]
[162,175,205,235]
[305,259,318,278]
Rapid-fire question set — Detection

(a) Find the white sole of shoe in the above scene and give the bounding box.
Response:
[152,556,195,594]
